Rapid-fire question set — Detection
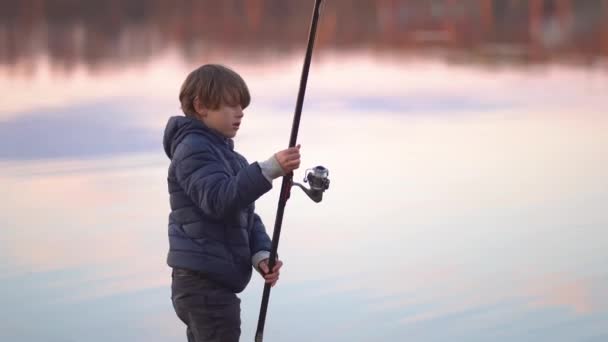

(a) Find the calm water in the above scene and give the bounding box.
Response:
[1,1,608,341]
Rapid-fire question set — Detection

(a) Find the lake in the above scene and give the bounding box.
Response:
[1,1,607,341]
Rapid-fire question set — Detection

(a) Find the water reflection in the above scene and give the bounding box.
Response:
[1,55,607,161]
[1,0,607,76]
[0,100,160,159]
[1,1,607,341]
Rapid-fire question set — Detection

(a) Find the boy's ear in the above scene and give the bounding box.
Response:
[193,97,208,117]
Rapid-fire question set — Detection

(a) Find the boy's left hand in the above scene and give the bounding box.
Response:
[258,259,283,287]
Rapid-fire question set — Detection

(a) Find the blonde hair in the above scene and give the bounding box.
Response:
[179,64,251,117]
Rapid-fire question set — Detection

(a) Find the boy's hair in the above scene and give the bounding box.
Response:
[179,64,251,117]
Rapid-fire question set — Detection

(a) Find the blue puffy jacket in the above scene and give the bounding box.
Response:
[163,115,273,293]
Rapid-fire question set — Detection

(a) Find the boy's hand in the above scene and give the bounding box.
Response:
[275,145,301,174]
[258,259,283,287]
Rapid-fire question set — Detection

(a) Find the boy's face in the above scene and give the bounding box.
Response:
[197,103,244,138]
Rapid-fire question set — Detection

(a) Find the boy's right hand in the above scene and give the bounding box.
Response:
[275,144,301,173]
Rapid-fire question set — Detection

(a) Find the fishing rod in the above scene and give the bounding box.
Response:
[254,0,328,341]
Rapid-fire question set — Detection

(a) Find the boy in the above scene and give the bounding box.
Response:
[163,64,300,342]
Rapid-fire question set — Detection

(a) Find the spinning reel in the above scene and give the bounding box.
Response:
[292,165,330,203]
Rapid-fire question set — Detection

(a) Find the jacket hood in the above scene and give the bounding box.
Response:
[163,116,233,159]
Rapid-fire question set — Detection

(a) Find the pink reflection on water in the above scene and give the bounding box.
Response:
[0,51,606,328]
[1,156,167,276]
[1,157,173,303]
[2,53,608,123]
[525,274,596,315]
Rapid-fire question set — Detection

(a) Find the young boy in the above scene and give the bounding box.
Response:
[163,64,300,342]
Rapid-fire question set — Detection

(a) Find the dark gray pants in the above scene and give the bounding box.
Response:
[171,268,241,342]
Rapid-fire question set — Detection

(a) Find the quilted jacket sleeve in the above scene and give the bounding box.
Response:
[174,139,272,219]
[250,212,272,256]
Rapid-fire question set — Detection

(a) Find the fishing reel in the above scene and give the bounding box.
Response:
[292,165,330,203]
